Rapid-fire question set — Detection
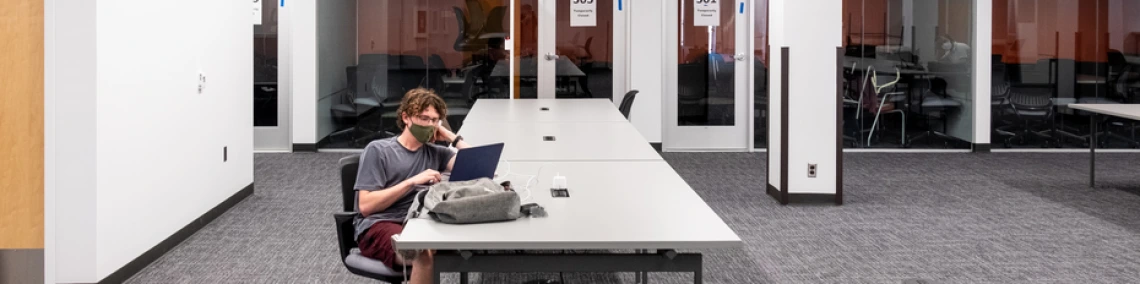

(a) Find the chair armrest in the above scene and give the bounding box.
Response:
[333,212,358,262]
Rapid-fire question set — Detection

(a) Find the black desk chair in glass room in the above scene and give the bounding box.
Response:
[907,76,963,148]
[333,154,405,283]
[1000,85,1059,147]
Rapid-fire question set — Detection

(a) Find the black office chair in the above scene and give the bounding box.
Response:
[453,7,487,52]
[1000,86,1058,147]
[618,90,639,119]
[334,154,405,283]
[907,77,962,147]
[991,62,1016,141]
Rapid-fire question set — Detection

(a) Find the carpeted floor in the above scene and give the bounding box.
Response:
[125,152,1140,284]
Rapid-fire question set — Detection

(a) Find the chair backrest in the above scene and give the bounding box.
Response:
[483,6,506,34]
[338,154,362,212]
[453,7,468,49]
[466,0,486,31]
[1009,86,1054,110]
[991,64,1010,100]
[618,90,639,119]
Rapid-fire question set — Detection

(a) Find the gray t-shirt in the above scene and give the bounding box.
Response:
[353,137,455,239]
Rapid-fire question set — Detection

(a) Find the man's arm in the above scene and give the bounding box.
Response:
[357,181,414,217]
[358,170,440,216]
[436,128,471,172]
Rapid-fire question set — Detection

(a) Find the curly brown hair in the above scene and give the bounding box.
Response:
[395,88,448,129]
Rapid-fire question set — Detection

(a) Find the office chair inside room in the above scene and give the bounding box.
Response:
[999,86,1058,147]
[333,154,405,283]
[907,76,963,147]
[618,90,639,119]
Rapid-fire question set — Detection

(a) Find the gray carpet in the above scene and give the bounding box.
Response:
[125,152,1140,284]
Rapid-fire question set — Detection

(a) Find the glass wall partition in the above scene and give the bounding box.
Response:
[842,0,975,149]
[318,0,509,149]
[992,0,1140,149]
[754,0,770,149]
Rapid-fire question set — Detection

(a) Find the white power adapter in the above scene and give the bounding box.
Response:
[552,173,567,189]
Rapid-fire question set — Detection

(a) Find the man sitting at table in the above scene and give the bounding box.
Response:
[353,88,471,283]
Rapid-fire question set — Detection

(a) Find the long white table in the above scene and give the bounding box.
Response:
[1068,104,1140,187]
[462,99,628,124]
[458,121,663,161]
[396,99,738,284]
[400,161,741,250]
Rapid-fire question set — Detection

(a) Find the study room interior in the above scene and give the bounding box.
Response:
[13,0,1140,283]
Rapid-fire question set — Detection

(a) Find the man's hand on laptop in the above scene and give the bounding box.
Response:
[410,169,443,185]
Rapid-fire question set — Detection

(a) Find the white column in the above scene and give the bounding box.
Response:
[767,0,841,197]
[290,0,317,145]
[974,0,992,148]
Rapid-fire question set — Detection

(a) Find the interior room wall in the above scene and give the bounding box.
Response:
[317,0,358,140]
[48,0,255,281]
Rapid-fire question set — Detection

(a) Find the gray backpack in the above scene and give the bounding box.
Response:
[406,178,522,224]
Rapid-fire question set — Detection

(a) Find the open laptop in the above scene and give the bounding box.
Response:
[448,143,505,182]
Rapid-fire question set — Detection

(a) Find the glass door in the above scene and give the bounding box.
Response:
[666,0,751,150]
[254,0,290,151]
[518,0,624,100]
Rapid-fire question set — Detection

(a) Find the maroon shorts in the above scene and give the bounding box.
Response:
[358,221,406,270]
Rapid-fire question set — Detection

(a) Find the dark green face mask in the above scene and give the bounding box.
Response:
[408,123,436,144]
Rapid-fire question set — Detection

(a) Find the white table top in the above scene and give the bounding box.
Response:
[396,161,743,250]
[463,99,628,123]
[1069,104,1140,120]
[458,121,662,161]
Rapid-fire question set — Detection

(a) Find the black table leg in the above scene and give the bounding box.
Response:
[1091,113,1097,188]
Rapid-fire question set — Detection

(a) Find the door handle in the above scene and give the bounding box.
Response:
[734,53,746,61]
[545,53,559,61]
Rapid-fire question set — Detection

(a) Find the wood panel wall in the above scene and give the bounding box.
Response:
[0,0,45,249]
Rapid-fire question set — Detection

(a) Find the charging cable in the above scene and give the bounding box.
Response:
[496,161,551,202]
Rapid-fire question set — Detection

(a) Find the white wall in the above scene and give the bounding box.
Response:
[291,0,318,145]
[630,0,663,143]
[316,0,358,141]
[48,0,255,281]
[769,0,841,194]
[767,0,784,188]
[49,0,98,281]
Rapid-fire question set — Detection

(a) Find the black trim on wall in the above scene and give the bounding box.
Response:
[972,143,991,153]
[98,183,254,284]
[835,47,845,206]
[293,143,317,152]
[765,45,772,191]
[650,142,662,153]
[778,47,790,205]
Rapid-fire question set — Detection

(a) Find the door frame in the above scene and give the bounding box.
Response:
[531,0,630,101]
[663,0,754,152]
[255,0,292,152]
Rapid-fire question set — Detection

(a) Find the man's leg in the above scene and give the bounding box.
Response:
[409,250,434,284]
[358,222,408,269]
